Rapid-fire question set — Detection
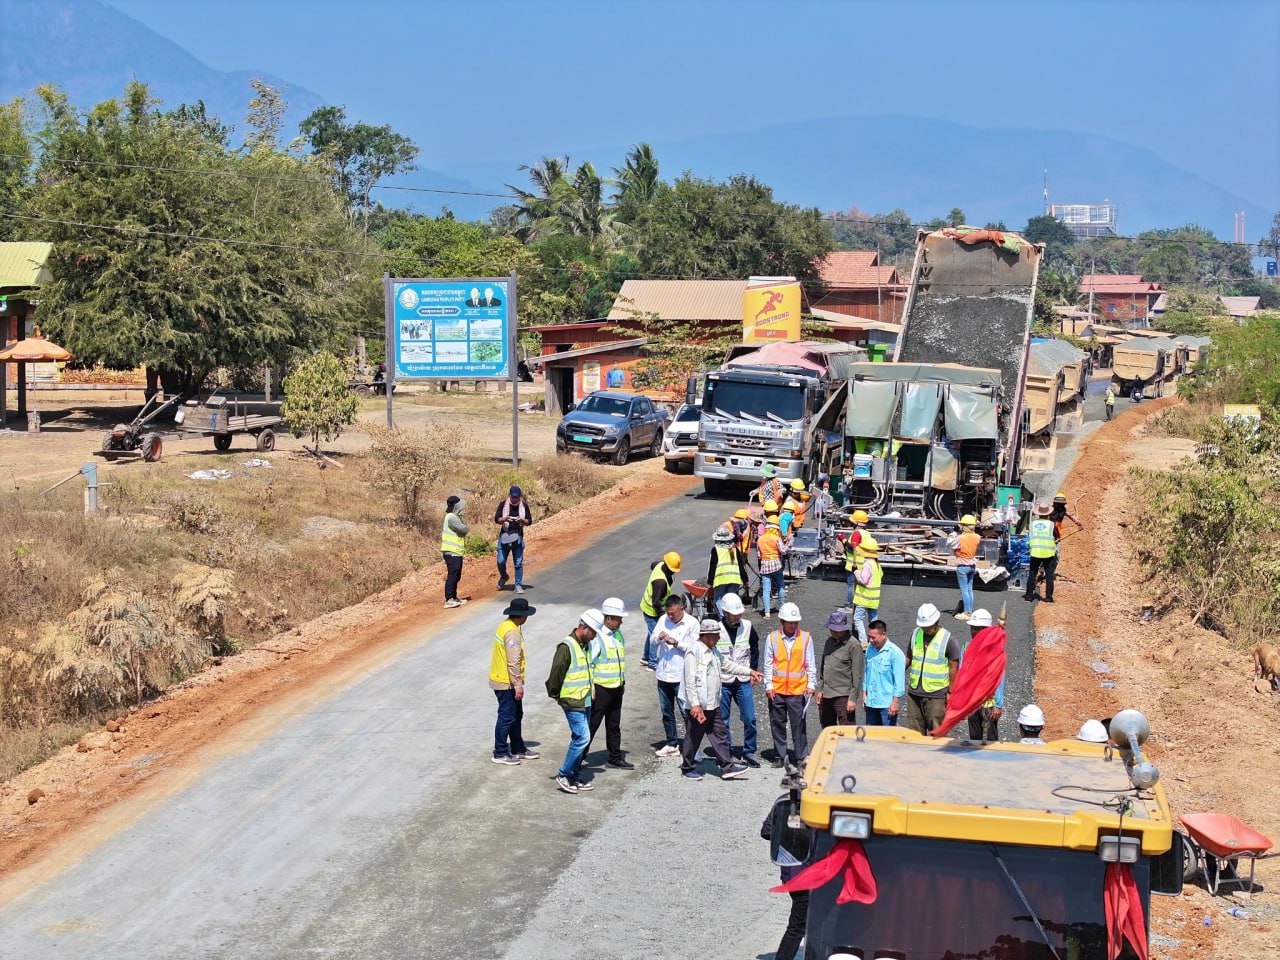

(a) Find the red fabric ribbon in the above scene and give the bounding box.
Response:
[931,625,1007,738]
[769,838,878,905]
[1104,862,1148,960]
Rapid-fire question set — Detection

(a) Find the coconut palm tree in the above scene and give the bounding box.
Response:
[612,143,660,222]
[505,155,572,241]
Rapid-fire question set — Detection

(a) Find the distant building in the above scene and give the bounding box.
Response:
[0,242,54,419]
[1217,295,1261,320]
[1050,203,1118,238]
[1077,274,1164,327]
[812,251,905,323]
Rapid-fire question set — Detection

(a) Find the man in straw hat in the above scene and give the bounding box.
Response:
[489,597,538,765]
[1023,503,1059,604]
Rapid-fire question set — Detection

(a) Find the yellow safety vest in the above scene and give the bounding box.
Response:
[440,514,465,556]
[909,627,952,694]
[559,638,593,701]
[593,628,625,688]
[843,532,865,571]
[712,545,742,587]
[1028,519,1058,559]
[640,564,674,617]
[853,560,882,609]
[488,618,524,685]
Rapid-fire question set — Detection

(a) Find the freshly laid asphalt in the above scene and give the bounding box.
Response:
[0,449,1071,959]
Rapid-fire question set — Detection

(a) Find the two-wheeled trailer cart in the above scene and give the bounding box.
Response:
[178,396,285,453]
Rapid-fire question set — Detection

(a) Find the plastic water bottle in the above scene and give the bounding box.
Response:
[1202,916,1212,926]
[1228,908,1250,919]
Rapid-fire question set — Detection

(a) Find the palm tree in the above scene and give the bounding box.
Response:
[612,143,659,221]
[505,156,571,241]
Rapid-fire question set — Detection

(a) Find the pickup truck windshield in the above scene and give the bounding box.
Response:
[704,379,805,422]
[575,395,630,417]
[676,405,701,423]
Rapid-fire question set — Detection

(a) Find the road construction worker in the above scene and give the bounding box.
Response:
[781,478,809,531]
[1023,504,1059,604]
[841,509,870,605]
[490,596,538,764]
[960,608,1004,742]
[707,526,746,615]
[953,514,982,621]
[850,535,882,649]
[1017,704,1047,745]
[904,602,961,735]
[1104,387,1116,420]
[757,516,786,618]
[441,495,469,608]
[731,507,755,555]
[716,593,761,767]
[816,608,862,728]
[1049,493,1084,540]
[763,602,815,766]
[754,464,785,507]
[547,609,602,794]
[587,597,633,770]
[640,551,682,667]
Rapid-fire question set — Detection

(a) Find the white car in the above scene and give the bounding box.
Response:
[662,402,701,473]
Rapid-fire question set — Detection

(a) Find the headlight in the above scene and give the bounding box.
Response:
[830,811,872,839]
[1098,835,1141,863]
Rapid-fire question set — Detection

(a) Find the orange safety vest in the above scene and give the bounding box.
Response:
[758,528,782,562]
[770,629,812,696]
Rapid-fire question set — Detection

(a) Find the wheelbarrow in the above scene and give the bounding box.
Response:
[1179,812,1275,895]
[682,579,713,621]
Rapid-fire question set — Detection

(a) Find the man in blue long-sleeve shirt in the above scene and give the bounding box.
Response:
[960,608,1006,742]
[861,620,905,726]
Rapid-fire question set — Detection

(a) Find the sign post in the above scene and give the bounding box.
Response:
[383,275,518,461]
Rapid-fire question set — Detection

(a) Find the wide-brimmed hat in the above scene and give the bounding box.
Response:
[826,608,851,631]
[1035,503,1053,516]
[502,597,537,617]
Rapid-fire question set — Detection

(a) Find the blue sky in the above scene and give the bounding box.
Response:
[106,0,1277,211]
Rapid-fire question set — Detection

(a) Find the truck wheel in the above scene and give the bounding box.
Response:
[256,429,276,452]
[141,434,164,463]
[650,430,664,458]
[611,437,630,466]
[213,433,233,452]
[703,478,725,496]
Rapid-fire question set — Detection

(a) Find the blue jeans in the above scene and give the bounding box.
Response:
[656,680,681,746]
[956,564,976,614]
[642,613,659,664]
[720,680,758,758]
[864,706,897,727]
[847,571,854,608]
[714,583,740,615]
[761,569,785,616]
[493,689,527,758]
[496,538,525,586]
[853,604,877,649]
[558,707,590,779]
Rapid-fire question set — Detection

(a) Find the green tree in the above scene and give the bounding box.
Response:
[1259,211,1280,260]
[612,142,659,223]
[27,81,370,394]
[606,307,738,390]
[947,207,966,227]
[1187,312,1280,408]
[631,173,833,279]
[0,98,32,241]
[299,104,419,230]
[1023,214,1076,252]
[281,351,359,450]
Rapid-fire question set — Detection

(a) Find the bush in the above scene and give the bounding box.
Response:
[282,352,359,449]
[365,423,475,529]
[163,493,226,535]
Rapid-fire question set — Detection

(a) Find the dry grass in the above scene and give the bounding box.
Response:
[0,443,621,781]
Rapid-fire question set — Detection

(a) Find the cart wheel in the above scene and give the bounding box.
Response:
[141,433,164,463]
[213,433,233,452]
[1182,835,1200,882]
[256,429,276,452]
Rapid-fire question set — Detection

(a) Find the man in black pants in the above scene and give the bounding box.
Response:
[441,496,469,608]
[588,597,634,769]
[761,799,808,960]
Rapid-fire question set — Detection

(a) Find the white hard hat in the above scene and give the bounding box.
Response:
[1018,704,1046,728]
[719,593,745,616]
[778,602,801,622]
[915,603,941,628]
[1077,719,1108,743]
[601,597,628,618]
[968,609,994,628]
[580,608,605,635]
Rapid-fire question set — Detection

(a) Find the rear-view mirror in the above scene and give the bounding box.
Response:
[685,376,697,406]
[770,796,811,868]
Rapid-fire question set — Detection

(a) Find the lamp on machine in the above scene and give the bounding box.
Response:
[1109,708,1160,791]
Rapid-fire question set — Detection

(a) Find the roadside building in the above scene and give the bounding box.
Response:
[0,242,54,420]
[1076,274,1165,328]
[811,251,905,325]
[1216,295,1261,321]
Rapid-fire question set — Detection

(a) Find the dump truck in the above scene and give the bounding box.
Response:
[1110,339,1169,397]
[768,710,1182,959]
[1021,339,1089,471]
[694,341,866,495]
[813,228,1042,523]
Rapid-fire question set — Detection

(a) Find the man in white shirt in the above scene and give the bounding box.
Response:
[678,619,761,781]
[650,594,700,757]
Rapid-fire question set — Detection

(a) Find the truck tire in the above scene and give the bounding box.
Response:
[649,430,663,458]
[141,434,163,463]
[703,478,725,496]
[213,433,232,452]
[256,429,276,452]
[611,436,631,466]
[664,459,678,473]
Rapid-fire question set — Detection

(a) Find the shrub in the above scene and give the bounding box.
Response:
[171,564,235,653]
[164,493,226,535]
[365,423,474,529]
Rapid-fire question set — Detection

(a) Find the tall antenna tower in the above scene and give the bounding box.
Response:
[1042,164,1049,214]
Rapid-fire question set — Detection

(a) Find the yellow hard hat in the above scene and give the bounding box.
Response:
[860,535,880,553]
[790,478,805,490]
[764,499,778,513]
[959,514,977,526]
[1053,492,1068,504]
[851,510,869,524]
[664,551,682,572]
[734,508,750,520]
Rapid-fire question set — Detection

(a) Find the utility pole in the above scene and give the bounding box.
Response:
[1087,257,1096,321]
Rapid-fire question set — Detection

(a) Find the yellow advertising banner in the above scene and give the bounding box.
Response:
[743,281,801,342]
[1223,403,1261,421]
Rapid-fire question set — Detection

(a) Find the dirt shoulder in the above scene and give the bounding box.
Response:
[0,457,695,891]
[1034,398,1279,959]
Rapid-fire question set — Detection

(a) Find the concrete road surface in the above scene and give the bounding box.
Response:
[0,486,1036,960]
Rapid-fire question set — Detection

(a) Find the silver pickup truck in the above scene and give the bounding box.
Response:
[555,390,669,465]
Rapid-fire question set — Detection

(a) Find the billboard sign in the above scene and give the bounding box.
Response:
[743,277,801,342]
[387,276,512,379]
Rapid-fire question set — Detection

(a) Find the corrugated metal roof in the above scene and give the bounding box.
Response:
[606,280,748,321]
[528,337,648,365]
[1218,295,1260,317]
[0,242,53,289]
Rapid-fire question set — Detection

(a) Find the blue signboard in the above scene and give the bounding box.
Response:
[1268,259,1278,277]
[388,276,512,379]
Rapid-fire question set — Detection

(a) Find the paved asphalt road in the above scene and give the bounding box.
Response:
[1,471,1055,959]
